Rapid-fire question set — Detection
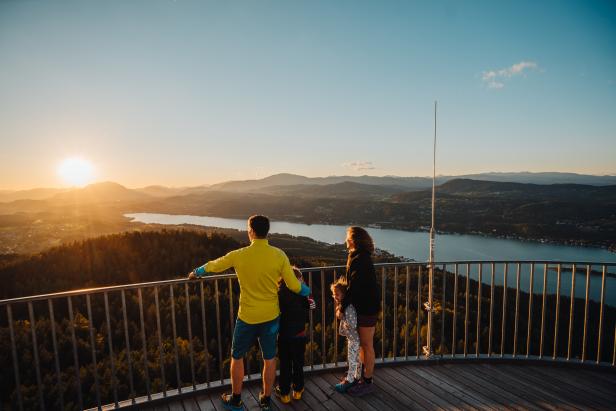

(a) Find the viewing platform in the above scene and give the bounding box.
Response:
[154,362,616,411]
[2,261,615,410]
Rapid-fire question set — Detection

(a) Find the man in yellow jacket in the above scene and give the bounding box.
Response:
[189,215,310,411]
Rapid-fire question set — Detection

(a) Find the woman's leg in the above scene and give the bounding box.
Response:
[358,326,375,378]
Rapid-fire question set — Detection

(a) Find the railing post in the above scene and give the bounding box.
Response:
[85,295,101,410]
[526,263,535,357]
[596,265,606,364]
[185,283,196,390]
[417,265,422,359]
[405,265,410,360]
[121,290,136,403]
[308,271,314,370]
[500,263,508,357]
[582,265,591,362]
[320,269,326,367]
[394,266,399,359]
[214,279,224,382]
[382,266,386,361]
[27,302,45,411]
[539,264,548,358]
[138,288,152,399]
[154,286,167,397]
[424,262,434,358]
[488,262,495,356]
[452,263,458,357]
[104,292,120,406]
[333,269,339,366]
[464,263,470,358]
[440,264,446,357]
[199,281,211,386]
[67,297,84,410]
[513,263,521,358]
[476,264,482,357]
[567,264,576,361]
[7,305,24,411]
[553,264,562,359]
[48,299,64,411]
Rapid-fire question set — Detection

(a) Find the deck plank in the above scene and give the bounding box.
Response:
[387,365,468,410]
[442,363,542,410]
[503,365,605,410]
[472,364,579,411]
[422,366,499,411]
[406,367,481,410]
[377,366,443,410]
[147,362,616,411]
[527,365,616,404]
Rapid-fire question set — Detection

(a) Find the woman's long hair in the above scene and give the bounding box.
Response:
[346,226,375,258]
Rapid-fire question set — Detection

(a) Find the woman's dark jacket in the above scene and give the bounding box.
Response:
[342,250,381,316]
[278,283,309,337]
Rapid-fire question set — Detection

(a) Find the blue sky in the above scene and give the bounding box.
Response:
[0,0,614,189]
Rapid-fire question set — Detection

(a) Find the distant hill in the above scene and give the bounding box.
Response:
[456,172,616,186]
[393,179,616,203]
[51,182,153,204]
[257,181,407,199]
[0,187,69,203]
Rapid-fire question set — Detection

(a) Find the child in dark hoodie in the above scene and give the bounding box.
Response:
[275,267,315,403]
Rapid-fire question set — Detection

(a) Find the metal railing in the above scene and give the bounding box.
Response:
[1,260,615,410]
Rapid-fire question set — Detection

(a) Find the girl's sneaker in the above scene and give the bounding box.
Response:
[334,378,358,393]
[292,387,304,400]
[220,393,243,411]
[258,392,272,410]
[274,386,291,404]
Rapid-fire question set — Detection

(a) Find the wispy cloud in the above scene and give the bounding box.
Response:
[343,161,376,171]
[482,61,538,89]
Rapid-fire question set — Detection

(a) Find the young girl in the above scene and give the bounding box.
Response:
[331,278,362,393]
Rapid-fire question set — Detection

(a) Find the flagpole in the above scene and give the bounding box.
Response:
[424,100,437,357]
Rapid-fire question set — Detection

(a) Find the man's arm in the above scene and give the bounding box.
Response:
[189,250,236,278]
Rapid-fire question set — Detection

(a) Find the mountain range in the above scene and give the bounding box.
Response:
[2,171,616,203]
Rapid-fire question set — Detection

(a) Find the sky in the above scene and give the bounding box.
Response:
[0,0,615,189]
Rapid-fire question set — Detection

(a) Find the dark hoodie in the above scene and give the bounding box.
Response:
[278,281,310,337]
[343,250,381,316]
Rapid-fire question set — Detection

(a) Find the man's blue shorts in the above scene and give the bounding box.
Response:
[231,315,280,360]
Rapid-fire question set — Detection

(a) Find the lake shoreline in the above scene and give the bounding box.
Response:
[125,212,615,254]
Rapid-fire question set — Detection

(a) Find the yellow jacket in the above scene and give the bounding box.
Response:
[204,239,301,324]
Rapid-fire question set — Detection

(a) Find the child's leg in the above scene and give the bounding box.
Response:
[346,331,362,382]
[278,336,292,394]
[291,337,306,391]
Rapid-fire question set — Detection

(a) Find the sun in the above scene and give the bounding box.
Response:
[57,157,96,187]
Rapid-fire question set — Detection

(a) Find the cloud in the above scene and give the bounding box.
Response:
[482,61,538,89]
[343,161,376,171]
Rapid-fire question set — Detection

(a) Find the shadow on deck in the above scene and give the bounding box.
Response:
[143,362,616,411]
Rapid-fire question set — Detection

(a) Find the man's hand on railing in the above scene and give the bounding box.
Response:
[188,265,207,279]
[308,297,316,310]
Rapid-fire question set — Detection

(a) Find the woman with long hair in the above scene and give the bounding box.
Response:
[341,226,380,396]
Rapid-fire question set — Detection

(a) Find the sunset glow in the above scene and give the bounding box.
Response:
[57,157,95,187]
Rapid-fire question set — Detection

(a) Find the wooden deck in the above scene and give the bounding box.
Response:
[141,363,616,411]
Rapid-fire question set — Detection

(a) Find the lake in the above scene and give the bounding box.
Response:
[126,213,616,306]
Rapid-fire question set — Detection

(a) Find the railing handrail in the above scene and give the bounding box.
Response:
[2,259,615,305]
[3,260,615,411]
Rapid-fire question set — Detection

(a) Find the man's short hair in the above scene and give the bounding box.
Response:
[248,215,270,238]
